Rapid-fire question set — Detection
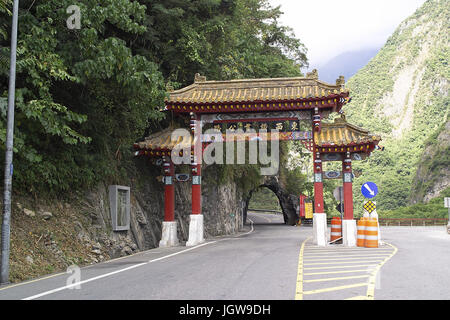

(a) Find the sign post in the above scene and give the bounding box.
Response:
[1,0,19,285]
[445,198,450,234]
[333,186,344,222]
[361,182,381,244]
[361,182,378,199]
[305,202,313,219]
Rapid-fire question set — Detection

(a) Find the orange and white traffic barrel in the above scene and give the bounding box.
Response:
[330,217,342,242]
[365,218,379,248]
[357,218,366,247]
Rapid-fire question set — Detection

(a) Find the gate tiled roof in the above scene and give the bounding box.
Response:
[165,71,349,113]
[314,116,381,148]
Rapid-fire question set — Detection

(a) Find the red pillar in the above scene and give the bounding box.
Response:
[191,163,202,215]
[312,110,324,213]
[342,153,354,220]
[313,148,324,213]
[163,158,175,221]
[191,113,202,215]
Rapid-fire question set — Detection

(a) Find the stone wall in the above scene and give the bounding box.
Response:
[78,160,247,260]
[38,157,299,265]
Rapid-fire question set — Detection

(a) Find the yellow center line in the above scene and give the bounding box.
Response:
[303,251,393,255]
[366,242,398,300]
[304,256,389,262]
[346,295,370,300]
[304,250,393,256]
[304,264,378,270]
[305,246,392,251]
[295,237,311,300]
[304,269,372,276]
[303,275,370,283]
[296,240,398,300]
[303,253,394,258]
[304,260,385,266]
[303,249,394,253]
[302,282,368,295]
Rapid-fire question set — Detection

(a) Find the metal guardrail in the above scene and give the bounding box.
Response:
[300,218,448,227]
[250,212,448,227]
[377,218,448,226]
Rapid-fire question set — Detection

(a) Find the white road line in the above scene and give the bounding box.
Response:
[22,241,217,300]
[240,218,255,236]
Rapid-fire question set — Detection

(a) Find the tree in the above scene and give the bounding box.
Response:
[0,0,308,195]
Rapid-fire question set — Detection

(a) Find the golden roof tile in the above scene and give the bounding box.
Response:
[166,72,346,105]
[136,128,193,151]
[314,116,381,148]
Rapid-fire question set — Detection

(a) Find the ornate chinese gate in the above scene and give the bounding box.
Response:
[134,70,381,247]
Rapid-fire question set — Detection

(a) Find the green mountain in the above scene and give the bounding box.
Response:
[343,0,449,211]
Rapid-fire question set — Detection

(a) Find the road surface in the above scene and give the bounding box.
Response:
[0,212,449,300]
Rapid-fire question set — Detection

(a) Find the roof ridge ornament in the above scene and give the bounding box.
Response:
[336,75,345,87]
[306,69,319,79]
[194,73,207,83]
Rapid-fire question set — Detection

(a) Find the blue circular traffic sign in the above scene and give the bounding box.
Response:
[361,182,378,199]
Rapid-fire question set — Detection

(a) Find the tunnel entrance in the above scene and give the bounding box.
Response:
[243,176,299,226]
[246,186,284,225]
[248,186,282,213]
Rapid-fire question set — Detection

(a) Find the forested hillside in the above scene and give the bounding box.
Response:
[343,0,449,213]
[0,0,307,197]
[0,0,311,283]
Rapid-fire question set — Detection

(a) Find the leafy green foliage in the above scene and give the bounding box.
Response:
[344,0,449,211]
[248,187,281,211]
[0,0,11,40]
[379,187,450,219]
[138,0,306,86]
[0,0,307,196]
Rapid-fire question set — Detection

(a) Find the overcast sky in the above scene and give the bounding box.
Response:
[269,0,427,69]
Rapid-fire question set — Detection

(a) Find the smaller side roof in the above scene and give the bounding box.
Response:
[314,116,381,148]
[134,128,194,152]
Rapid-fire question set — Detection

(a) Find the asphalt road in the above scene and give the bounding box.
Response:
[0,213,449,300]
[375,226,450,300]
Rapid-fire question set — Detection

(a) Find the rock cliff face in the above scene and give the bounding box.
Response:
[344,0,449,209]
[80,162,249,258]
[80,161,299,259]
[8,160,250,282]
[410,121,450,203]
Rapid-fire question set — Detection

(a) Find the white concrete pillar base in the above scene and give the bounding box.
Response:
[343,219,357,247]
[159,221,179,247]
[186,214,205,246]
[313,213,327,247]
